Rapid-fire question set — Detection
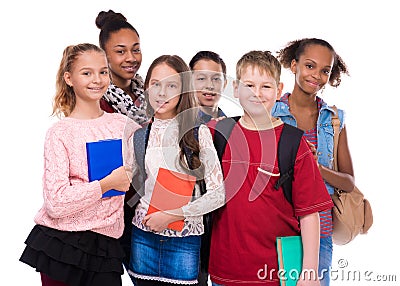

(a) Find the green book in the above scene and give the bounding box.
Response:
[276,236,303,286]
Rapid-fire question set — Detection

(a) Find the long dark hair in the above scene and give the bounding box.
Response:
[145,55,203,175]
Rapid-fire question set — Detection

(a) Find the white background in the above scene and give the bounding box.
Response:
[1,1,398,285]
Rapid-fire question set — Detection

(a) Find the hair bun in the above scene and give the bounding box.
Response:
[95,10,127,29]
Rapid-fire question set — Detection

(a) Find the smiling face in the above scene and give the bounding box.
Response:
[104,28,142,85]
[291,44,334,95]
[234,65,282,121]
[64,51,110,104]
[147,63,182,119]
[192,59,226,109]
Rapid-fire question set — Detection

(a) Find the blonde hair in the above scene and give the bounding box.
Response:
[52,43,105,117]
[236,50,281,84]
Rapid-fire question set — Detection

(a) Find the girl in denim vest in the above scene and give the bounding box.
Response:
[272,38,355,286]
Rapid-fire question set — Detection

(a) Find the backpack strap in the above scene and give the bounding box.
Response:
[213,117,303,205]
[130,122,203,207]
[185,124,212,273]
[182,125,207,196]
[213,116,241,163]
[330,105,340,171]
[179,124,212,272]
[127,122,152,208]
[182,125,199,172]
[274,123,304,205]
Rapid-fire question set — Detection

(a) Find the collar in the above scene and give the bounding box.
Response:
[274,92,335,115]
[198,107,226,123]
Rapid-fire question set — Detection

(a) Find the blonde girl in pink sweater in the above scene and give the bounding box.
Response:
[19,43,140,286]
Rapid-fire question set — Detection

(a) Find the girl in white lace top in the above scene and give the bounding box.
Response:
[128,55,225,285]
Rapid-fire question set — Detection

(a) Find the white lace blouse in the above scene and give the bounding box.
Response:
[132,118,225,237]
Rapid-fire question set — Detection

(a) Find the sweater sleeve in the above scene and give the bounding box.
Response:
[42,128,102,219]
[181,124,225,217]
[122,118,140,179]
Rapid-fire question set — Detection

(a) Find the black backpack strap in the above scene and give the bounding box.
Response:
[183,125,199,171]
[127,122,152,208]
[181,125,210,272]
[131,122,200,207]
[182,125,207,196]
[213,116,241,163]
[196,117,241,273]
[274,123,304,205]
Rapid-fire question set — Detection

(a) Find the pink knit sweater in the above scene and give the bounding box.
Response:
[34,112,139,239]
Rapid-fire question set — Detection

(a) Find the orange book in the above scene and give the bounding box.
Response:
[147,168,196,231]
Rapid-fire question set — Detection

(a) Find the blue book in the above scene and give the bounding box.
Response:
[86,138,125,198]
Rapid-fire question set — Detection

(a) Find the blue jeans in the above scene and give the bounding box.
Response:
[319,236,333,286]
[130,226,200,282]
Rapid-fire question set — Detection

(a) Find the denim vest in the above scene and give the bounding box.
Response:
[271,98,345,195]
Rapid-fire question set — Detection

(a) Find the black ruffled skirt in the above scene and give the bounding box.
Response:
[19,225,124,286]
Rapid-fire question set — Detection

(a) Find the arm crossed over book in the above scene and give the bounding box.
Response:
[86,138,131,198]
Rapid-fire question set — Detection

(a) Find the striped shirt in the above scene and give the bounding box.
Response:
[280,93,332,237]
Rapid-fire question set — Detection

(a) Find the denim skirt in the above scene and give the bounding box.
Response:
[129,226,200,284]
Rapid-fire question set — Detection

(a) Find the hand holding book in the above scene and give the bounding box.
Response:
[86,138,129,198]
[143,208,185,233]
[99,166,131,195]
[276,236,303,286]
[144,168,196,232]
